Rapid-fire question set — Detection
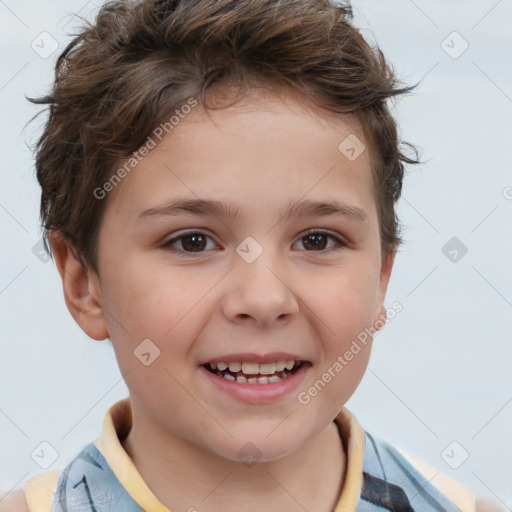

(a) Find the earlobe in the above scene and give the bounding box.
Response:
[49,231,109,341]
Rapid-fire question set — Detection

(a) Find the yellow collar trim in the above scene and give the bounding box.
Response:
[93,398,365,511]
[93,399,171,512]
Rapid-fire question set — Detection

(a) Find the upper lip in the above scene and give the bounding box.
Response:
[200,352,310,365]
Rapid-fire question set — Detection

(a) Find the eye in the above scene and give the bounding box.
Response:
[162,231,218,256]
[162,229,346,257]
[294,229,346,252]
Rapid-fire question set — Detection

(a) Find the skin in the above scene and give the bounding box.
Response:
[50,88,396,512]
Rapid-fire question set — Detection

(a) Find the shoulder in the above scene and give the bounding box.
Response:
[19,468,61,512]
[361,432,476,511]
[0,489,30,512]
[393,445,476,511]
[384,443,505,512]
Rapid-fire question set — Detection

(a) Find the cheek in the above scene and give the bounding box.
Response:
[311,263,378,402]
[100,262,217,369]
[309,264,379,336]
[326,350,371,409]
[102,261,197,334]
[100,266,204,406]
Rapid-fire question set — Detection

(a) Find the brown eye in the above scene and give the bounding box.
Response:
[297,230,345,252]
[163,231,217,255]
[302,233,328,251]
[180,234,207,252]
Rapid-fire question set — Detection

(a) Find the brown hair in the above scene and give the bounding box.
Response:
[28,0,420,273]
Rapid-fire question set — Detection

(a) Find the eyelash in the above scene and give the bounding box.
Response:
[161,229,347,257]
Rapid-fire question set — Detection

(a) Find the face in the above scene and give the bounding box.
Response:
[82,90,394,462]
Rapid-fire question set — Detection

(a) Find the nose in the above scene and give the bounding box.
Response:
[221,248,299,327]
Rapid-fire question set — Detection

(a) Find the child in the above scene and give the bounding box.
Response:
[5,0,492,510]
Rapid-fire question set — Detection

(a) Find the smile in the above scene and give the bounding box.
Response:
[204,360,303,384]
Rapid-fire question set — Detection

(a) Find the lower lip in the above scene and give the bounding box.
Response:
[199,363,311,404]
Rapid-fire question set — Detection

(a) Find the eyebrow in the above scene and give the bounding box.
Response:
[137,197,369,225]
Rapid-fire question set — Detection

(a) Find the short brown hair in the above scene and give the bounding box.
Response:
[28,0,420,272]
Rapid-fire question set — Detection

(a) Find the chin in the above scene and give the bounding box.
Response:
[208,436,301,466]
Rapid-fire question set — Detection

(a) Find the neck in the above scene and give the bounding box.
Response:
[121,400,346,512]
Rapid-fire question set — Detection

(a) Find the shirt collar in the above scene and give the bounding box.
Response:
[93,398,365,511]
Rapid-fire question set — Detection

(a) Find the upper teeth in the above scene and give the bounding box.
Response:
[211,360,297,374]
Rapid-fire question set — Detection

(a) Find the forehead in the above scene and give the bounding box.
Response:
[104,88,375,222]
[183,85,368,147]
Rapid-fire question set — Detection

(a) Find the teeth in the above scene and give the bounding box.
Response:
[220,373,292,384]
[208,359,304,384]
[275,360,286,372]
[213,360,299,375]
[242,362,260,375]
[228,362,242,372]
[258,362,276,375]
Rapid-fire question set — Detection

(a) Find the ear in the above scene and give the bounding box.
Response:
[49,231,109,341]
[373,247,397,330]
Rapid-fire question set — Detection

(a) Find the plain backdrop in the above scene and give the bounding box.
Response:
[1,0,511,509]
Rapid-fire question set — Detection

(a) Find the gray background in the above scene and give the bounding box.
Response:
[1,0,511,509]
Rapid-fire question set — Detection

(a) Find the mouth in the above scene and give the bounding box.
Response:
[202,359,307,385]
